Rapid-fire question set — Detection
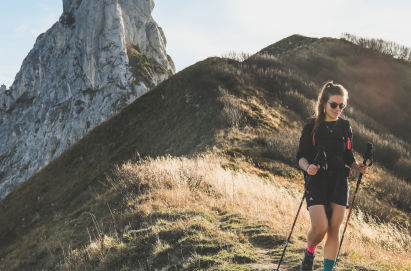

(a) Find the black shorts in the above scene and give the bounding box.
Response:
[305,170,349,210]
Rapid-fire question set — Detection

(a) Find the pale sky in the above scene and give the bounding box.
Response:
[1,0,411,88]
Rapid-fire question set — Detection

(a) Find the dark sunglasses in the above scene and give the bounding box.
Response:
[328,102,346,109]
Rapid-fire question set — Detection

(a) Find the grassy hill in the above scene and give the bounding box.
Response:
[260,34,411,146]
[0,36,411,270]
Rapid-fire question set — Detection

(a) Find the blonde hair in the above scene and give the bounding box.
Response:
[312,81,348,134]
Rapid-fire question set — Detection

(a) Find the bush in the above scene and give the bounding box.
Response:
[221,51,252,62]
[245,53,283,70]
[355,196,394,223]
[393,158,411,184]
[217,87,246,127]
[261,128,301,166]
[377,176,411,212]
[349,119,409,169]
[341,32,411,61]
[342,106,390,135]
[282,90,315,120]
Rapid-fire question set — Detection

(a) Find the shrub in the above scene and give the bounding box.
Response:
[262,128,301,166]
[245,53,283,70]
[377,175,411,212]
[221,51,252,62]
[282,90,315,120]
[342,106,390,135]
[348,119,409,169]
[393,158,411,184]
[341,32,411,61]
[354,196,394,223]
[217,87,246,127]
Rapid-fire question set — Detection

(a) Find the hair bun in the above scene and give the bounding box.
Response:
[325,82,334,88]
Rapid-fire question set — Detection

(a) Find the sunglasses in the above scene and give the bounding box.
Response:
[328,102,346,109]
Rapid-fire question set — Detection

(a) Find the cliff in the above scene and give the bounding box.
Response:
[0,0,175,199]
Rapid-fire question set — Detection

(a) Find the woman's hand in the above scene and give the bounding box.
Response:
[307,164,320,175]
[352,162,369,174]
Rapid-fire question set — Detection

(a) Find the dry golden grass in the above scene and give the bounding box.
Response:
[8,153,408,270]
[104,154,411,270]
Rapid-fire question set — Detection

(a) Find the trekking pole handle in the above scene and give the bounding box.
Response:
[313,145,325,165]
[358,143,374,180]
[363,142,374,161]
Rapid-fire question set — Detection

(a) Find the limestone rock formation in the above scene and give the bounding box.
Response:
[0,0,175,199]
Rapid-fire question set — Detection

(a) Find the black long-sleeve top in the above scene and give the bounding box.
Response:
[296,118,356,170]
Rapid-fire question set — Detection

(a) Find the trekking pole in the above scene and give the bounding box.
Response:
[336,142,374,263]
[275,145,325,271]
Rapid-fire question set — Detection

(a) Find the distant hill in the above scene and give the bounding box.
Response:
[260,34,411,145]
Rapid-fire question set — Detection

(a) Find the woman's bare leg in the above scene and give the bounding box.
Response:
[323,203,346,260]
[307,205,328,246]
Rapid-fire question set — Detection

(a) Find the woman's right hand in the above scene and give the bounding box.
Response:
[307,164,320,175]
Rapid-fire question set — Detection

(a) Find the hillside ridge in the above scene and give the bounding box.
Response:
[260,34,411,147]
[1,37,411,270]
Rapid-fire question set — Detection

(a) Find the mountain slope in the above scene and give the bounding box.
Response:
[0,58,220,255]
[0,55,312,269]
[0,52,410,270]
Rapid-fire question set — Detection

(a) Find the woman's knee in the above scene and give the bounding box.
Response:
[311,224,328,237]
[327,223,341,236]
[327,203,346,236]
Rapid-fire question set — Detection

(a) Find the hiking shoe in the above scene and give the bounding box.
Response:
[300,249,315,271]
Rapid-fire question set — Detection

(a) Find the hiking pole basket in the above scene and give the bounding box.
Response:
[336,142,374,263]
[275,145,325,271]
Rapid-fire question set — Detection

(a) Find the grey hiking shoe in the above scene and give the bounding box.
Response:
[300,249,315,271]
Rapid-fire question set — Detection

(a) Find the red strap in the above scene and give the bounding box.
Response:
[312,133,316,146]
[347,138,351,150]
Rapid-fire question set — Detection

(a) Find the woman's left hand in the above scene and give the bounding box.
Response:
[354,162,369,174]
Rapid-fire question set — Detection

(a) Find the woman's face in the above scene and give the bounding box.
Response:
[324,95,345,121]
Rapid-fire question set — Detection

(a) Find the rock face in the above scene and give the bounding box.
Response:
[0,0,175,199]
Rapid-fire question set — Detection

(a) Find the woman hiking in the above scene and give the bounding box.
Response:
[296,82,369,271]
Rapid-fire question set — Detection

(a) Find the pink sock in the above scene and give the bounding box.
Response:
[307,243,317,255]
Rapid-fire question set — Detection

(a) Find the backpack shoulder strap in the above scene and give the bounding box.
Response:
[340,118,352,150]
[305,118,316,162]
[307,118,316,146]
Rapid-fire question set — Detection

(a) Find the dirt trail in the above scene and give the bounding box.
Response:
[249,239,325,271]
[216,213,369,270]
[252,243,283,270]
[250,239,297,271]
